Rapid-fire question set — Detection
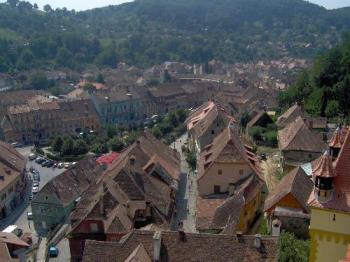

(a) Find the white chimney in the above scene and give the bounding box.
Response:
[271,219,282,237]
[153,231,162,262]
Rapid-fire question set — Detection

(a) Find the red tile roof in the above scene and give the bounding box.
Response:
[96,152,120,166]
[312,152,336,178]
[329,127,349,149]
[308,129,350,212]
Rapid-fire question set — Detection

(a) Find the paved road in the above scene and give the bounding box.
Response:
[0,146,66,260]
[172,134,198,233]
[50,237,70,262]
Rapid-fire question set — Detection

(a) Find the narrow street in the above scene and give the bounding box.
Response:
[171,133,198,233]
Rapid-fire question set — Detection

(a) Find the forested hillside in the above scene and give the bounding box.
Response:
[279,35,350,119]
[1,0,350,72]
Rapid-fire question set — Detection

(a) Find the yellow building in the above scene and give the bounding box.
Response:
[308,128,350,262]
[196,125,265,234]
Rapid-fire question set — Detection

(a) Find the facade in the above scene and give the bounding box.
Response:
[31,158,103,235]
[0,142,27,220]
[82,229,279,262]
[68,131,181,261]
[308,129,350,262]
[185,101,232,152]
[1,97,101,144]
[263,167,313,238]
[278,116,326,171]
[196,126,265,234]
[90,88,145,126]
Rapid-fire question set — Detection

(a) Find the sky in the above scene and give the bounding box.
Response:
[0,0,349,11]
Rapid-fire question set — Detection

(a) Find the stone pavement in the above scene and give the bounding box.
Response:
[172,133,198,233]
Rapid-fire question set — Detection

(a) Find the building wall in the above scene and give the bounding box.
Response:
[198,162,252,196]
[282,150,322,168]
[197,118,227,151]
[31,193,73,234]
[265,194,305,214]
[236,191,263,233]
[309,208,350,262]
[0,171,27,220]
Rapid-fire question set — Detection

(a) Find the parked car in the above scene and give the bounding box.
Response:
[41,160,49,167]
[28,153,36,161]
[57,162,64,169]
[53,162,58,168]
[46,160,54,168]
[35,157,44,164]
[27,212,33,220]
[49,247,59,257]
[64,163,70,168]
[32,185,39,194]
[29,194,33,200]
[33,173,40,181]
[33,181,39,187]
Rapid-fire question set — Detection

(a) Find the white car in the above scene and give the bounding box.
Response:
[33,181,39,187]
[32,185,39,194]
[57,162,64,169]
[64,163,70,168]
[28,153,37,161]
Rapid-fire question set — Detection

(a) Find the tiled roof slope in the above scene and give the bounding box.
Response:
[276,104,303,127]
[264,167,313,213]
[308,129,350,212]
[38,157,103,206]
[278,117,326,152]
[198,126,261,181]
[82,230,278,262]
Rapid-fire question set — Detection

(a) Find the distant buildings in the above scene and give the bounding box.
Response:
[82,229,279,262]
[0,141,27,220]
[31,158,103,235]
[308,128,350,262]
[196,126,265,234]
[1,97,101,144]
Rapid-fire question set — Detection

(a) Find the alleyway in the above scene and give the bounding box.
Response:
[171,133,198,233]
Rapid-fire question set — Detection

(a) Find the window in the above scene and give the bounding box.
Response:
[239,169,244,175]
[214,185,221,194]
[211,130,215,135]
[309,154,312,159]
[40,207,45,214]
[90,223,98,233]
[218,169,222,175]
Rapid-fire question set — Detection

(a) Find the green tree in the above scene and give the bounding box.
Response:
[265,130,278,147]
[51,136,63,153]
[240,111,251,129]
[109,137,125,152]
[151,126,162,139]
[325,100,340,118]
[175,109,188,122]
[73,139,89,155]
[249,126,265,141]
[107,125,117,139]
[96,73,105,84]
[61,137,74,156]
[29,71,50,90]
[43,4,52,12]
[278,232,309,262]
[7,0,19,8]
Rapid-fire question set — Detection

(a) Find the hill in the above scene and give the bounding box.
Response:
[0,0,350,72]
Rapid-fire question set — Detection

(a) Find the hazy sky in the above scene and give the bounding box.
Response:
[0,0,349,11]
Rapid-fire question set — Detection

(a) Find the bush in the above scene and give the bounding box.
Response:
[249,126,265,141]
[109,137,125,152]
[278,232,310,262]
[186,150,197,171]
[265,130,278,147]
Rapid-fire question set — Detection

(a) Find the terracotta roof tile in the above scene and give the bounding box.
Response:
[264,167,313,213]
[83,230,278,262]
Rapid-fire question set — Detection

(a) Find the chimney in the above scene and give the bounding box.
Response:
[271,219,281,237]
[254,234,262,249]
[153,231,162,262]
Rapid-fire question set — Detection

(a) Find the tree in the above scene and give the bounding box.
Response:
[61,137,74,156]
[151,126,162,139]
[43,4,52,12]
[240,111,251,129]
[161,69,172,83]
[109,137,125,152]
[29,71,50,90]
[73,139,89,155]
[7,0,19,8]
[278,232,309,262]
[249,126,265,141]
[175,109,188,123]
[96,73,105,84]
[107,125,117,139]
[51,136,63,153]
[33,3,38,9]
